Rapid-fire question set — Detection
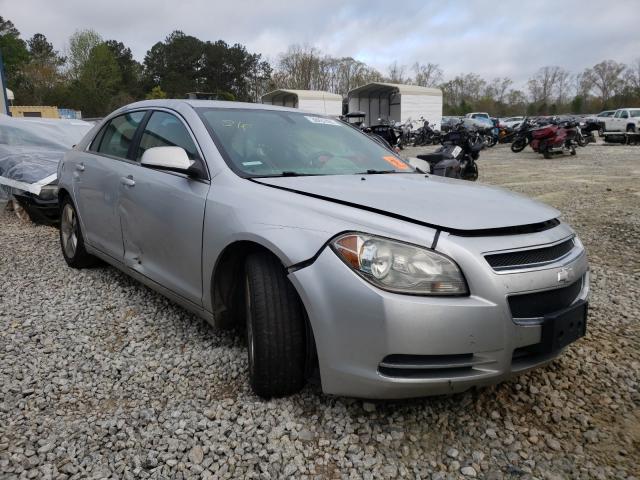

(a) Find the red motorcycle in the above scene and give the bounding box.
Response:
[530,120,578,158]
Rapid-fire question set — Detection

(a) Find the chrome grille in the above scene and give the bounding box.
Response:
[485,238,574,271]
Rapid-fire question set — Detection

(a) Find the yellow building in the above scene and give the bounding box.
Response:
[9,106,60,119]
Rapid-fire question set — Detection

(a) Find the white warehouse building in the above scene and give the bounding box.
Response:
[347,82,443,129]
[261,89,343,116]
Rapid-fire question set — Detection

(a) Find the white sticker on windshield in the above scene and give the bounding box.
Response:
[242,161,263,166]
[451,146,463,158]
[305,116,340,126]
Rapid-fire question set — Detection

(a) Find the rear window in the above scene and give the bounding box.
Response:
[630,110,640,118]
[95,112,145,159]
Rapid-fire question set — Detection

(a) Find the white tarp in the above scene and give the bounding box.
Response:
[0,115,92,197]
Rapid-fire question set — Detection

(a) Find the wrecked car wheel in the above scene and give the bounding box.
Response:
[244,252,306,398]
[60,198,100,269]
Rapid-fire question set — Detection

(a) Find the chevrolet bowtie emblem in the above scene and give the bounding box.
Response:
[558,267,573,283]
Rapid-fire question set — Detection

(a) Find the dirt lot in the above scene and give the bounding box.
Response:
[1,142,639,479]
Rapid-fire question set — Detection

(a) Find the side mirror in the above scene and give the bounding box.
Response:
[406,157,430,173]
[140,146,193,173]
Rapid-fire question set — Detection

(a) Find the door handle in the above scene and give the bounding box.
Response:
[120,176,135,187]
[75,163,85,172]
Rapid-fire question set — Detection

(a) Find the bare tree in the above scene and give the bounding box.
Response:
[553,68,571,105]
[486,77,513,104]
[441,73,486,106]
[527,66,567,105]
[387,61,409,84]
[412,62,443,87]
[271,46,383,97]
[625,57,640,92]
[582,60,626,106]
[573,71,592,98]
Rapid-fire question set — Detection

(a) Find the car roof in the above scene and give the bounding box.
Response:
[117,99,308,115]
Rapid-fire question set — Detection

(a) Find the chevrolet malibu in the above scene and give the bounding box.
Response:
[57,100,589,399]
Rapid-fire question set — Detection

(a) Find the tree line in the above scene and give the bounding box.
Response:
[1,16,639,118]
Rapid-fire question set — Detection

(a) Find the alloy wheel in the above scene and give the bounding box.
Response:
[61,204,78,258]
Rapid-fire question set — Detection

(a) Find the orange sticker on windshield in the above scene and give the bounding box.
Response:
[383,156,410,170]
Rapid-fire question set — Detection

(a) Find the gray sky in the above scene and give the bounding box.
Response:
[2,0,639,86]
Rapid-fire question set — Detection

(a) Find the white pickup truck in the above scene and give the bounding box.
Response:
[603,108,640,132]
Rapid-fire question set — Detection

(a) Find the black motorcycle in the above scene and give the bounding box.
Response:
[412,120,441,146]
[575,120,597,147]
[510,118,537,152]
[411,125,484,181]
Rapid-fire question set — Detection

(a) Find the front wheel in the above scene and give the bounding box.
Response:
[511,138,527,152]
[59,197,100,268]
[576,134,587,147]
[244,253,307,398]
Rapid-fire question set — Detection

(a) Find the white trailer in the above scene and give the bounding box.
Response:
[347,82,443,129]
[261,89,343,116]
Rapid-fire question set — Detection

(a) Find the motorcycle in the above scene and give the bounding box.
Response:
[510,118,537,152]
[575,121,597,147]
[412,118,441,146]
[368,119,401,150]
[529,120,578,158]
[408,124,483,181]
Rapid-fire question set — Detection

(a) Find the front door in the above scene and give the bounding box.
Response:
[119,110,209,305]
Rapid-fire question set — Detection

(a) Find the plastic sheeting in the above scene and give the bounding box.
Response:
[0,115,93,197]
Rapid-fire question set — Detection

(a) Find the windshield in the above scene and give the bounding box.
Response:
[197,108,412,177]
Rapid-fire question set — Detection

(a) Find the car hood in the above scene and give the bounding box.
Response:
[254,174,560,233]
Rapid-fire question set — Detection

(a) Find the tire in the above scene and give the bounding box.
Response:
[511,138,527,153]
[543,150,553,159]
[570,146,577,156]
[627,125,636,133]
[59,197,100,268]
[244,252,306,398]
[576,134,587,147]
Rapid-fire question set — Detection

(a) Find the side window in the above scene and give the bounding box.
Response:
[621,111,629,119]
[136,111,199,161]
[96,111,145,159]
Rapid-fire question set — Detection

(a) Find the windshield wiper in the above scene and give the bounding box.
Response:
[252,171,320,178]
[358,169,398,175]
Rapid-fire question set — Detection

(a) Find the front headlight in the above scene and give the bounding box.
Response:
[331,233,468,296]
[37,185,59,200]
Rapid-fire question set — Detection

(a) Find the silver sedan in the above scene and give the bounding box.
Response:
[57,100,589,399]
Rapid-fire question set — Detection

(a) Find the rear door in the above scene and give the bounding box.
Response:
[73,111,145,259]
[119,110,209,305]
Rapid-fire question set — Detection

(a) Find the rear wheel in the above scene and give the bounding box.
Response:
[511,138,527,153]
[59,197,100,268]
[244,252,306,398]
[627,125,636,133]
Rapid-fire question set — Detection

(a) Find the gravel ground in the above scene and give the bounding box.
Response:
[1,142,639,479]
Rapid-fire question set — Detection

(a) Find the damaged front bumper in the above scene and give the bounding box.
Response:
[288,223,589,399]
